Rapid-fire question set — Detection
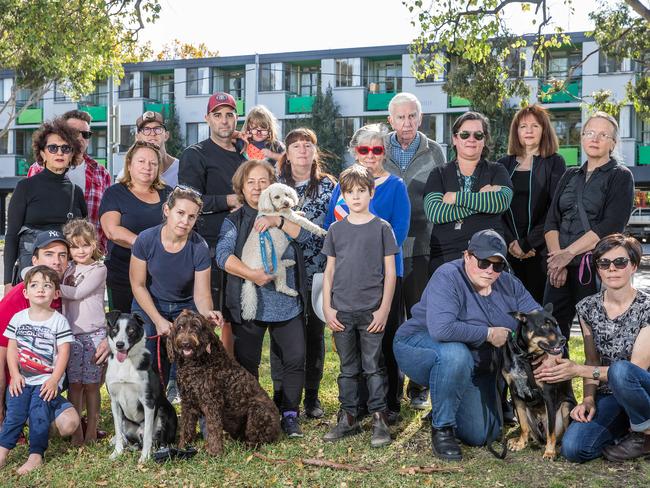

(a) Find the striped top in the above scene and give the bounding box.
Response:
[424,186,513,224]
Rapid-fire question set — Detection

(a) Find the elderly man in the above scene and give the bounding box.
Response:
[393,229,541,461]
[385,92,446,410]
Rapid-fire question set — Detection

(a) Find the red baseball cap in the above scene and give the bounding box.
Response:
[207,92,237,114]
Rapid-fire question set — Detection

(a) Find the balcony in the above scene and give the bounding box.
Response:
[448,95,471,108]
[78,104,107,123]
[17,108,43,125]
[366,92,395,111]
[144,102,170,116]
[638,144,650,165]
[236,98,245,115]
[558,145,580,166]
[287,95,316,114]
[539,79,582,103]
[15,157,30,176]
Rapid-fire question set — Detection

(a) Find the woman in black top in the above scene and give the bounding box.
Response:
[498,105,566,304]
[423,111,513,274]
[544,111,634,340]
[4,118,87,294]
[99,141,172,313]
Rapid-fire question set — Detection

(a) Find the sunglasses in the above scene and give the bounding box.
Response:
[139,126,166,136]
[80,130,93,140]
[173,184,202,197]
[595,257,630,270]
[45,144,73,155]
[247,128,270,136]
[456,131,485,141]
[356,145,385,156]
[471,254,506,272]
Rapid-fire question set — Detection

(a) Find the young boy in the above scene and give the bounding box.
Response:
[321,165,398,448]
[0,266,74,475]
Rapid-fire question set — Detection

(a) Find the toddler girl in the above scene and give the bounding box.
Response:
[241,105,285,164]
[61,219,107,446]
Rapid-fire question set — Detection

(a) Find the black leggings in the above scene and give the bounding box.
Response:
[233,315,305,413]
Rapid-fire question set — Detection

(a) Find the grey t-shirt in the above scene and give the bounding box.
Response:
[322,216,399,313]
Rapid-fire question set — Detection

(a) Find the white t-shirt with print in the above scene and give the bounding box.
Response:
[4,309,73,387]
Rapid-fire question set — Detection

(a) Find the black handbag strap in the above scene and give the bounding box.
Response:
[574,172,591,233]
[66,179,76,220]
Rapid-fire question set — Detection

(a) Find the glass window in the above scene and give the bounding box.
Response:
[421,114,437,141]
[547,49,582,79]
[80,81,108,106]
[335,58,360,87]
[366,60,402,93]
[505,50,526,78]
[87,129,107,160]
[414,54,438,83]
[186,122,209,146]
[119,125,136,153]
[0,131,8,154]
[335,117,357,148]
[145,72,174,102]
[186,67,210,96]
[639,117,650,145]
[599,51,624,73]
[550,110,582,146]
[54,82,71,102]
[212,68,245,99]
[259,63,284,91]
[0,79,4,102]
[119,73,135,99]
[14,129,34,157]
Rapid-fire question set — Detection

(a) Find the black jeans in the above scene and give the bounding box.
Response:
[108,284,133,313]
[334,309,387,416]
[543,264,599,341]
[233,315,305,413]
[510,252,546,306]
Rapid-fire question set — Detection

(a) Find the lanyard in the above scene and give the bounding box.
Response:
[259,231,277,275]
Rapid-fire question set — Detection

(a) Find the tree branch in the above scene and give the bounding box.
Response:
[456,0,542,17]
[625,0,650,23]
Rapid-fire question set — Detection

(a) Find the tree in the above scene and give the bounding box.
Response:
[155,39,219,60]
[309,86,347,176]
[405,0,649,119]
[0,0,161,137]
[164,101,185,157]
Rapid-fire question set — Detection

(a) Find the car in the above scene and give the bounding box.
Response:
[18,348,53,375]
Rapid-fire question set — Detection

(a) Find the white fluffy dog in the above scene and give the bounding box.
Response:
[240,183,327,321]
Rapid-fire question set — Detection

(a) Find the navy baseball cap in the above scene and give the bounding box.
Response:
[467,229,507,262]
[33,230,68,251]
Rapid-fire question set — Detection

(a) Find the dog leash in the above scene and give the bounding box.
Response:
[147,334,165,389]
[259,230,278,275]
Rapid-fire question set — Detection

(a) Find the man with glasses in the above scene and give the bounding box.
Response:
[27,110,111,251]
[134,111,179,187]
[385,92,446,410]
[393,229,541,461]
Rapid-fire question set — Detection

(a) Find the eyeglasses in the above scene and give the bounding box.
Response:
[471,254,506,272]
[456,131,485,141]
[80,130,93,140]
[356,145,385,156]
[247,128,270,136]
[582,130,614,141]
[139,126,166,136]
[595,257,630,270]
[45,144,73,155]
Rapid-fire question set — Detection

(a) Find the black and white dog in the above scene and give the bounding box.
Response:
[105,311,177,463]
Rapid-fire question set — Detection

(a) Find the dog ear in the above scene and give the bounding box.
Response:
[257,187,274,214]
[543,302,554,314]
[287,186,299,207]
[133,313,146,328]
[509,311,527,323]
[166,336,176,363]
[105,310,121,328]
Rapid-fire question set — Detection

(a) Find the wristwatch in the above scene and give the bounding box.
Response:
[592,367,601,380]
[278,216,285,230]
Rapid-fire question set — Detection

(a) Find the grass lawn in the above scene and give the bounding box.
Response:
[3,334,649,487]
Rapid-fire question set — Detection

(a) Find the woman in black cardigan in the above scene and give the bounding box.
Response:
[498,105,566,304]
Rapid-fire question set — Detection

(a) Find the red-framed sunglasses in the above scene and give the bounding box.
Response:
[356,145,385,156]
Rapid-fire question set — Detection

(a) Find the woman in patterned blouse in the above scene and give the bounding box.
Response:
[272,128,336,419]
[535,234,650,462]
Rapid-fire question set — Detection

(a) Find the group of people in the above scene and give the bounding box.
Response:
[0,89,647,473]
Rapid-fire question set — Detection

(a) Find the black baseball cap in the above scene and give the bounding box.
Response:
[33,230,69,252]
[467,229,507,262]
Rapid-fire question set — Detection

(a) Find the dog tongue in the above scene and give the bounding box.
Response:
[116,351,128,363]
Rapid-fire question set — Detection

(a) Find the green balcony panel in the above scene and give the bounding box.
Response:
[638,145,650,165]
[95,158,107,167]
[79,105,107,123]
[449,95,470,108]
[144,102,170,116]
[287,95,316,114]
[236,99,245,115]
[558,146,580,166]
[366,92,394,111]
[17,108,43,125]
[16,157,30,176]
[540,80,581,103]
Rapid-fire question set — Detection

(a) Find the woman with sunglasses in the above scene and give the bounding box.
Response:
[423,111,513,275]
[534,234,650,463]
[4,118,87,294]
[272,128,336,419]
[99,141,172,313]
[325,124,411,423]
[498,105,566,304]
[543,111,634,342]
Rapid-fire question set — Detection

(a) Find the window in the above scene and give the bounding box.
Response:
[335,117,357,148]
[0,131,8,154]
[119,73,135,98]
[288,65,320,96]
[414,54,439,83]
[15,88,42,109]
[212,68,245,100]
[87,129,107,160]
[549,110,582,146]
[335,58,360,87]
[366,60,402,93]
[80,82,108,106]
[639,118,650,145]
[143,72,174,102]
[54,82,71,102]
[0,79,5,102]
[259,63,284,91]
[119,125,136,152]
[546,48,582,79]
[421,114,437,141]
[186,122,209,146]
[599,51,624,73]
[14,129,34,157]
[186,67,210,96]
[505,49,526,78]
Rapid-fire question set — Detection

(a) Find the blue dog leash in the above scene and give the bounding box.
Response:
[259,230,277,275]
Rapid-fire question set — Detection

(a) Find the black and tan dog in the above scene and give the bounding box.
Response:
[168,310,281,456]
[504,304,576,459]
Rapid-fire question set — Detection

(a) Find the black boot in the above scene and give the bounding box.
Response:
[323,410,362,442]
[370,412,392,448]
[304,389,324,419]
[431,426,462,461]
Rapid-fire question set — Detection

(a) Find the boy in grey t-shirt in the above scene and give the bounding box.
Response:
[321,165,398,448]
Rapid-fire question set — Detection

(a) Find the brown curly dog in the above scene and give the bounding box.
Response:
[168,310,281,455]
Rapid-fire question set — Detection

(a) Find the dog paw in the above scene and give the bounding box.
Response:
[138,453,150,464]
[507,437,528,452]
[542,450,557,460]
[109,449,122,460]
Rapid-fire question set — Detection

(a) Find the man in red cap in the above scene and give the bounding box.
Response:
[178,92,246,349]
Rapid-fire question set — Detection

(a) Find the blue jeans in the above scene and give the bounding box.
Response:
[609,360,650,432]
[132,297,196,387]
[393,332,500,446]
[0,386,72,455]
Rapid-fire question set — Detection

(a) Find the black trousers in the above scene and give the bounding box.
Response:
[543,264,599,342]
[509,252,547,306]
[233,315,305,413]
[108,284,133,313]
